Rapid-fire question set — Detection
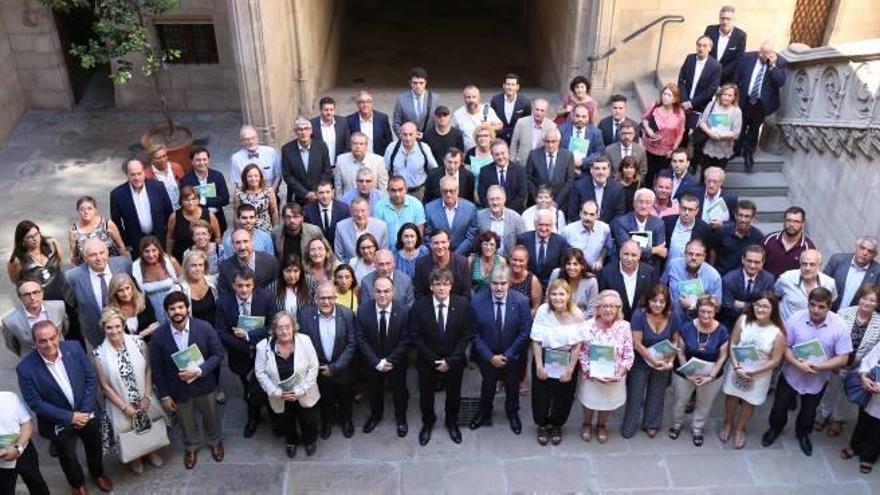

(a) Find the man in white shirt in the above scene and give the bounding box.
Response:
[230,125,282,193]
[0,390,49,494]
[311,96,351,166]
[2,280,69,358]
[452,85,503,150]
[334,132,388,196]
[563,200,611,272]
[678,35,722,132]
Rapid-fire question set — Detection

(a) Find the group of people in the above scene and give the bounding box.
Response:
[2,5,880,494]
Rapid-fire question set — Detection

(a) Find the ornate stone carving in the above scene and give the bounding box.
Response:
[778,123,879,160]
[793,69,812,118]
[820,66,844,118]
[852,63,876,119]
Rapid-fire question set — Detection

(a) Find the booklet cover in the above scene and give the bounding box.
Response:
[171,344,205,373]
[705,198,730,221]
[629,231,653,250]
[589,344,616,379]
[0,433,20,449]
[678,279,704,301]
[649,339,677,360]
[544,348,570,380]
[732,345,762,370]
[279,372,305,391]
[568,136,590,158]
[792,338,826,364]
[708,112,731,132]
[676,357,715,377]
[196,182,217,199]
[238,315,266,332]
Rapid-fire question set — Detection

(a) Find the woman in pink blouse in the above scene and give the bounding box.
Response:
[577,290,635,443]
[641,83,686,186]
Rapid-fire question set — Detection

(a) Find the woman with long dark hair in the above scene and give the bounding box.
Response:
[274,255,311,320]
[8,220,65,300]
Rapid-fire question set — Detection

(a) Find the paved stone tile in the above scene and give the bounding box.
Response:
[710,482,871,495]
[592,454,669,490]
[817,445,869,483]
[287,462,399,494]
[665,452,752,487]
[475,422,550,460]
[400,460,505,494]
[503,457,595,493]
[745,449,832,485]
[351,422,417,461]
[188,462,285,494]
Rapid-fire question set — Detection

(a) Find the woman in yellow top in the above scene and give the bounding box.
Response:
[334,264,359,312]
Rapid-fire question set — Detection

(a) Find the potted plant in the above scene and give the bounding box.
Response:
[43,0,195,170]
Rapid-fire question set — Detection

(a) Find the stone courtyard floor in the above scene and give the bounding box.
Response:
[0,97,878,493]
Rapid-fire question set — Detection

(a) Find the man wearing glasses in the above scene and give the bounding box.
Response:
[2,280,69,359]
[346,91,393,155]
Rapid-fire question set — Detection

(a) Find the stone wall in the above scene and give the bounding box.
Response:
[527,0,581,95]
[827,0,880,44]
[0,9,26,143]
[773,41,880,253]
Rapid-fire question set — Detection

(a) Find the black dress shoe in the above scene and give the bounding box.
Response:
[447,423,462,444]
[342,420,355,438]
[744,151,754,172]
[285,444,297,458]
[468,414,487,431]
[304,443,317,456]
[797,435,813,456]
[320,422,332,440]
[363,417,380,434]
[761,428,780,447]
[509,415,522,435]
[419,424,433,446]
[397,420,408,438]
[243,418,258,438]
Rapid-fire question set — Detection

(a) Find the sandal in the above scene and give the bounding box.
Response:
[580,424,593,442]
[840,447,855,460]
[537,426,550,446]
[859,462,873,474]
[814,416,829,431]
[597,425,608,444]
[693,432,704,447]
[668,426,682,440]
[733,429,747,450]
[550,426,563,445]
[718,423,732,443]
[826,421,844,438]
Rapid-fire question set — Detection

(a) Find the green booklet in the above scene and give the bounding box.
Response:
[588,344,616,379]
[544,348,570,379]
[629,231,653,250]
[708,112,731,132]
[279,372,305,391]
[568,136,590,157]
[171,344,205,373]
[238,315,266,332]
[732,345,762,370]
[649,339,677,360]
[196,182,217,199]
[676,357,715,377]
[704,198,729,221]
[792,338,826,364]
[0,433,19,449]
[678,279,704,304]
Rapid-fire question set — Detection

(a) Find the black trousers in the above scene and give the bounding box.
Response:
[739,101,766,154]
[851,409,880,464]
[365,364,409,422]
[418,363,464,425]
[477,358,524,418]
[0,442,50,495]
[316,377,354,423]
[768,373,826,437]
[644,151,671,188]
[51,417,104,489]
[239,371,267,421]
[531,360,579,427]
[272,401,320,446]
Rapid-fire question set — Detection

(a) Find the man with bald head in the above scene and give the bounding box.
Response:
[359,250,415,308]
[110,159,174,255]
[383,121,438,200]
[453,85,503,151]
[736,40,787,170]
[824,236,880,311]
[775,249,838,322]
[598,240,658,320]
[64,239,132,346]
[510,98,556,167]
[526,127,575,209]
[216,229,278,296]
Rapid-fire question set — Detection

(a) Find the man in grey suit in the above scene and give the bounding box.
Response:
[2,279,69,358]
[824,236,880,311]
[525,128,575,210]
[392,66,440,138]
[606,122,647,177]
[334,196,389,261]
[359,250,415,308]
[476,185,527,257]
[63,238,132,347]
[509,98,556,167]
[424,175,478,256]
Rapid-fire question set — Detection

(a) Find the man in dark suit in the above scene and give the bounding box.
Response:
[598,94,639,146]
[347,90,393,155]
[409,267,473,445]
[310,96,351,166]
[468,268,532,434]
[16,322,113,493]
[413,229,471,298]
[516,210,569,287]
[567,155,626,224]
[670,148,699,200]
[736,42,787,170]
[478,139,528,213]
[298,281,358,439]
[490,73,532,144]
[720,245,776,328]
[423,147,476,204]
[110,159,173,255]
[423,106,466,165]
[678,36,722,132]
[214,269,276,437]
[356,276,411,436]
[598,240,658,320]
[610,188,667,268]
[824,237,880,311]
[150,291,225,470]
[304,180,350,247]
[281,117,332,204]
[705,5,747,84]
[526,128,575,210]
[559,103,605,171]
[663,193,711,262]
[217,229,278,296]
[707,199,765,274]
[180,147,231,235]
[63,239,132,347]
[692,166,738,229]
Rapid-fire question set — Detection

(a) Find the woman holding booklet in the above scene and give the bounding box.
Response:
[670,295,729,446]
[720,291,786,449]
[254,311,320,458]
[622,284,681,439]
[530,279,588,446]
[840,339,880,473]
[577,290,634,443]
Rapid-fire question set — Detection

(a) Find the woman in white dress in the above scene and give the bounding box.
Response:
[530,279,587,446]
[720,291,786,449]
[577,290,634,444]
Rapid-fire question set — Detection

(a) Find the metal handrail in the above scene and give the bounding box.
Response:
[587,14,685,84]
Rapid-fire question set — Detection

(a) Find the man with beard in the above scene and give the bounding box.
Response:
[762,206,816,278]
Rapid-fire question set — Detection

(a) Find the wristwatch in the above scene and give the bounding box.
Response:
[13,444,24,455]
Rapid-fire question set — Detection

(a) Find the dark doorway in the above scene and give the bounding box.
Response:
[337,0,532,88]
[53,5,102,104]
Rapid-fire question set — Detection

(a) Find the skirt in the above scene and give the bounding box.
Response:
[577,375,627,411]
[721,363,773,406]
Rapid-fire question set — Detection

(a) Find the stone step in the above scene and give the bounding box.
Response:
[633,77,657,119]
[723,171,789,197]
[740,195,790,222]
[755,221,782,235]
[725,151,785,173]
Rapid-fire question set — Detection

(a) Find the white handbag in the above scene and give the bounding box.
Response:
[118,417,170,463]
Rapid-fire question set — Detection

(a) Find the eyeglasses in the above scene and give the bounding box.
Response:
[19,289,42,298]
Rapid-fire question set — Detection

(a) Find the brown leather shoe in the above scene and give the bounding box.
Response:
[211,442,225,462]
[184,450,198,470]
[95,475,113,492]
[71,487,88,495]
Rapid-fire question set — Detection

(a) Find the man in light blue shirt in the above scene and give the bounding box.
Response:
[383,122,438,199]
[373,176,426,242]
[340,167,388,209]
[230,124,282,193]
[662,238,722,322]
[561,199,612,272]
[221,204,274,258]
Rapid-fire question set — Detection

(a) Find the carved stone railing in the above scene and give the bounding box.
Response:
[775,40,880,159]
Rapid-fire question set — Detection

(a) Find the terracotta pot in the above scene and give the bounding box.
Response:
[140,124,194,173]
